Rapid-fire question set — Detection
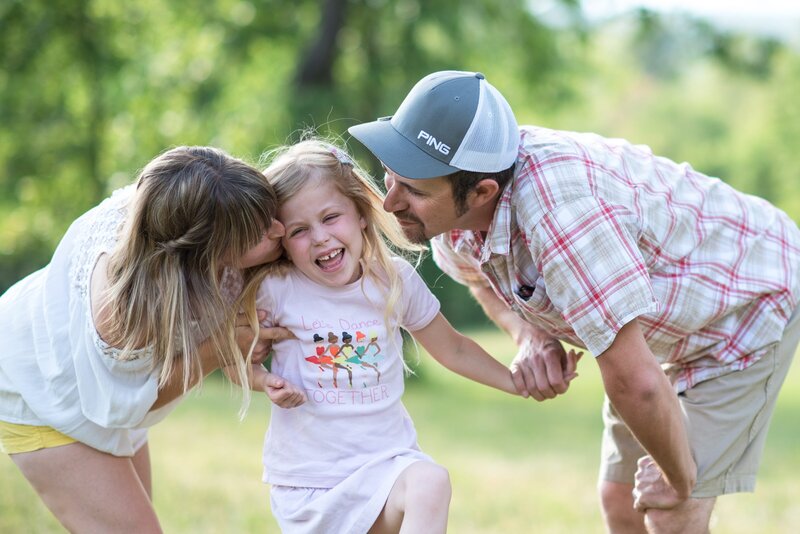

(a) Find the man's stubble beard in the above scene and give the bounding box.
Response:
[402,225,428,245]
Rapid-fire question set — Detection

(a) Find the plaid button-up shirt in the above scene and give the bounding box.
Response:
[432,127,800,392]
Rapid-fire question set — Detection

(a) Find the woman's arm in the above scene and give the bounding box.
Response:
[150,314,297,410]
[149,337,220,410]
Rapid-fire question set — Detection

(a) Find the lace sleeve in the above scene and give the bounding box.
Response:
[220,267,245,306]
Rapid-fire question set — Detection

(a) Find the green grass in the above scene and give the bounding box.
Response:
[2,329,800,532]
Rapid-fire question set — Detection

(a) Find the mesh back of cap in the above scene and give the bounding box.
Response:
[450,82,519,173]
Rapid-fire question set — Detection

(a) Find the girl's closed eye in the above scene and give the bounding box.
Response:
[289,227,307,238]
[323,213,340,223]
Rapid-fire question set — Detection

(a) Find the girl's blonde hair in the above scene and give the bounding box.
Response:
[103,146,277,408]
[245,138,425,335]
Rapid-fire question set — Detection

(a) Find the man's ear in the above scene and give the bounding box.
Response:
[468,179,500,209]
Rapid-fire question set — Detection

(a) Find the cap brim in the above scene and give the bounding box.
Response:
[348,120,460,179]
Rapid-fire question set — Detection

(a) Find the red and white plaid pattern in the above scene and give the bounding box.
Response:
[433,127,800,391]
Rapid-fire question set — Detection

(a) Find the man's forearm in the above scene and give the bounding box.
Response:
[607,369,696,497]
[470,285,555,345]
[598,320,697,498]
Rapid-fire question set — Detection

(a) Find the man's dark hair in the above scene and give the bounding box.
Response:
[445,163,516,216]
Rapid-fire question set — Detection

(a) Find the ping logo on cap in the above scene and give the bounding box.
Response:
[417,130,451,156]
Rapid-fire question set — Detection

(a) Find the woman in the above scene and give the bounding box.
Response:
[0,146,289,532]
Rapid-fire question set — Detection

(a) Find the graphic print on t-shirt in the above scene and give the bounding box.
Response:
[305,329,383,389]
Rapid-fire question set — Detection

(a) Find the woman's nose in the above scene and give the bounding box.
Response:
[267,219,285,239]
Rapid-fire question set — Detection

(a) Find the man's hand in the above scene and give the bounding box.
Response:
[261,373,306,409]
[510,334,583,401]
[632,455,690,512]
[467,285,581,401]
[235,310,295,364]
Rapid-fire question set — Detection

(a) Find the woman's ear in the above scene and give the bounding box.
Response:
[360,215,367,230]
[468,179,500,209]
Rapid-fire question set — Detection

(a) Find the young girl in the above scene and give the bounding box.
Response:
[243,140,580,533]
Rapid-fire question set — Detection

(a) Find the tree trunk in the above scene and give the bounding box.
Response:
[294,0,348,88]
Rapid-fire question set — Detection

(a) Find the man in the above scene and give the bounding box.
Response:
[348,71,800,533]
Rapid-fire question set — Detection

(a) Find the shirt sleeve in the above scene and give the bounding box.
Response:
[256,272,289,330]
[394,258,442,331]
[531,196,660,355]
[72,323,184,431]
[72,321,162,429]
[430,235,490,288]
[220,267,245,306]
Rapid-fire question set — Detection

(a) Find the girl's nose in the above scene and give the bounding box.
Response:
[267,219,285,239]
[310,225,330,245]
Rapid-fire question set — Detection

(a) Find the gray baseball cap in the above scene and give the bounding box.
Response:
[348,70,519,179]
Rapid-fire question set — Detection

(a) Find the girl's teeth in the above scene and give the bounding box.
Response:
[320,249,342,261]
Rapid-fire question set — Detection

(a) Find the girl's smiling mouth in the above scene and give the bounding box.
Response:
[316,248,345,271]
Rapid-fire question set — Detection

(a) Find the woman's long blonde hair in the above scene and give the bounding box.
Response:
[102,146,277,405]
[243,138,425,336]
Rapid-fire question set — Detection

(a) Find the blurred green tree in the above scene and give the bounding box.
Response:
[1,0,798,328]
[0,0,579,327]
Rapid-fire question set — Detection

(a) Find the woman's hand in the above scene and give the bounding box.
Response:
[235,310,295,364]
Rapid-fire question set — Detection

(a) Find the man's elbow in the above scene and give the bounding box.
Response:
[605,370,663,405]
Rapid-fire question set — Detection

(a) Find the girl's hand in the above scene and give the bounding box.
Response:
[511,342,583,401]
[261,373,306,409]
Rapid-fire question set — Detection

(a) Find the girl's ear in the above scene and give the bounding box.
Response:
[468,179,500,209]
[360,215,367,230]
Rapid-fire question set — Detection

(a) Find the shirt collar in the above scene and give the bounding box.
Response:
[442,146,523,262]
[480,167,517,261]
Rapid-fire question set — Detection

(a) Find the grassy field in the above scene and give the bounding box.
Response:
[2,329,799,533]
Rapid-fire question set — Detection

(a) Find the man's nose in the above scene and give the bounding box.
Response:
[383,184,402,213]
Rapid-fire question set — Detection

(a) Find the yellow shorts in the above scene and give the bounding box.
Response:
[0,420,77,454]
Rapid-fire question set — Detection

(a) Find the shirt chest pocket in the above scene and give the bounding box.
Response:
[512,276,553,315]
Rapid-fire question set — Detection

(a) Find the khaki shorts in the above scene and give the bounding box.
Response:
[599,307,800,498]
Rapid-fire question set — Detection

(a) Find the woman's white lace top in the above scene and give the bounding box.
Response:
[0,186,186,456]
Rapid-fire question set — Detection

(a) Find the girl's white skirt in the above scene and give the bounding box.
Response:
[270,449,433,534]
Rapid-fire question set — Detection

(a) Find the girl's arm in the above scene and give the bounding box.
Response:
[409,312,520,395]
[412,312,582,396]
[223,363,306,409]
